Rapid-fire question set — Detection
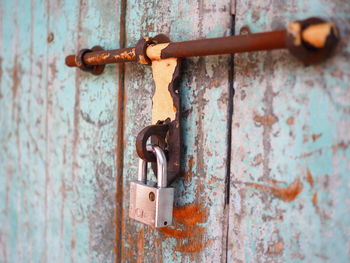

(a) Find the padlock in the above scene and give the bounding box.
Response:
[129,144,174,228]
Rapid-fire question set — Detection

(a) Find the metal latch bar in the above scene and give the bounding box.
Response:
[65,17,339,72]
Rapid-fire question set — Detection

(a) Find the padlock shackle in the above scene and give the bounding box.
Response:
[146,145,168,188]
[137,158,147,183]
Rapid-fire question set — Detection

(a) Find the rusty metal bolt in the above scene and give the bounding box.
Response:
[74,46,106,75]
[286,17,340,65]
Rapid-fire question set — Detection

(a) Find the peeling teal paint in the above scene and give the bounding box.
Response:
[1,0,120,262]
[1,0,349,262]
[228,1,350,262]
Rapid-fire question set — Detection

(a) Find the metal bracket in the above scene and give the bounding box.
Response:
[135,34,181,184]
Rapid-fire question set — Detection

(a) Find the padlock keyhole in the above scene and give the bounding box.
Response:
[149,192,155,201]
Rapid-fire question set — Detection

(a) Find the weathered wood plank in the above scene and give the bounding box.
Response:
[228,1,350,262]
[122,0,233,261]
[0,1,43,262]
[0,1,121,262]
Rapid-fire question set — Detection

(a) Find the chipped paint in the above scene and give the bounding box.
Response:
[286,116,295,125]
[114,49,136,61]
[183,157,195,181]
[267,240,284,254]
[2,0,347,262]
[253,113,278,126]
[138,55,148,65]
[146,42,179,124]
[123,0,232,261]
[229,2,350,262]
[146,43,170,60]
[306,168,314,187]
[150,57,178,123]
[302,23,336,48]
[1,0,121,262]
[287,22,302,46]
[312,133,322,141]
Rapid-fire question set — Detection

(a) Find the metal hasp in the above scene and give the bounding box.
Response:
[64,17,340,184]
[134,34,181,184]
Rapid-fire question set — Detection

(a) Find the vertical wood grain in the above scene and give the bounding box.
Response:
[228,1,350,262]
[0,1,121,262]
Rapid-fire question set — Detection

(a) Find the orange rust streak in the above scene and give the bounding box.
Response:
[174,240,213,253]
[12,56,19,99]
[246,179,303,202]
[332,142,350,153]
[85,53,112,64]
[208,177,217,184]
[183,157,195,180]
[253,113,278,126]
[137,229,144,263]
[173,204,200,219]
[180,210,207,226]
[114,50,136,61]
[158,204,210,253]
[312,192,318,206]
[159,227,191,238]
[267,240,284,254]
[312,133,322,142]
[306,169,314,187]
[286,116,295,125]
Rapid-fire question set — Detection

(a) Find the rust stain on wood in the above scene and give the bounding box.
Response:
[297,141,350,159]
[312,133,322,142]
[246,179,303,202]
[267,240,284,254]
[253,113,278,126]
[137,229,145,263]
[306,169,314,187]
[208,177,218,184]
[183,157,195,181]
[12,56,20,99]
[251,153,263,166]
[286,116,295,125]
[312,192,318,207]
[138,55,148,65]
[159,204,211,253]
[332,142,350,153]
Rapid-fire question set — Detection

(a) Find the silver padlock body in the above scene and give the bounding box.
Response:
[129,181,174,228]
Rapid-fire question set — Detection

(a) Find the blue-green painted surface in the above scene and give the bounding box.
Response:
[1,1,120,262]
[228,1,350,262]
[0,0,349,262]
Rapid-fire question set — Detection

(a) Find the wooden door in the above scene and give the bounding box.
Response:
[0,0,349,262]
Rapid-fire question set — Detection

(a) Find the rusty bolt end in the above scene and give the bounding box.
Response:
[65,55,77,67]
[70,46,106,75]
[286,17,340,65]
